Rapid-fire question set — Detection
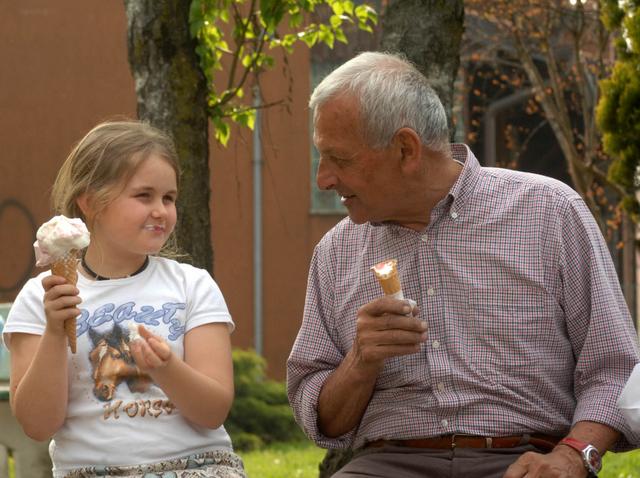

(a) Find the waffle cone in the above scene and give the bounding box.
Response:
[371,259,403,297]
[51,250,79,353]
[378,272,401,296]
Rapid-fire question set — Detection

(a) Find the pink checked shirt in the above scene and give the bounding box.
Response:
[287,144,640,450]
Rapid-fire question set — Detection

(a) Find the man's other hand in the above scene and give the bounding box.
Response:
[503,446,587,478]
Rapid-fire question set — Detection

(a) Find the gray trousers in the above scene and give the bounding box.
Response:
[332,444,539,478]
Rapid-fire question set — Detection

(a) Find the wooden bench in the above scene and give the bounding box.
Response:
[0,304,52,478]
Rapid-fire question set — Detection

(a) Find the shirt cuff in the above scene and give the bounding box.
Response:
[292,369,357,449]
[573,385,640,451]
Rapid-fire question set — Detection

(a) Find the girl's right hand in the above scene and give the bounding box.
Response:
[41,275,82,336]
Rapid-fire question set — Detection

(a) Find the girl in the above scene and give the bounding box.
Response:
[3,121,246,478]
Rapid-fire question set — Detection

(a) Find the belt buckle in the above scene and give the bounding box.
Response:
[450,434,493,449]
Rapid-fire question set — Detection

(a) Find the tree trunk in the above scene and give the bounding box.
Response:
[124,0,213,272]
[318,3,464,477]
[381,0,464,137]
[318,449,354,478]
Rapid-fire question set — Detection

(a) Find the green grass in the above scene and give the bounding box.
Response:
[242,441,325,478]
[241,442,640,478]
[602,449,640,478]
[5,443,639,477]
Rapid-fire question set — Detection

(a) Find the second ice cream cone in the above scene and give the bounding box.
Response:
[51,250,79,353]
[371,259,403,299]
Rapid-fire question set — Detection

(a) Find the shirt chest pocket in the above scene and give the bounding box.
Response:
[467,287,558,382]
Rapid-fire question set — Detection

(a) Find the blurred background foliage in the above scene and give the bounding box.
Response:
[227,348,306,451]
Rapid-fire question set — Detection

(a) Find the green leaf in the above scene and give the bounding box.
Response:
[331,2,344,15]
[189,0,380,146]
[214,117,231,146]
[242,54,253,68]
[261,0,287,32]
[299,29,319,47]
[217,40,231,54]
[355,4,368,20]
[246,111,256,129]
[232,109,257,129]
[289,10,303,28]
[335,28,347,44]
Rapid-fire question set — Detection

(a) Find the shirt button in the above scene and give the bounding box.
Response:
[441,419,449,427]
[427,288,435,296]
[432,340,440,349]
[421,235,428,243]
[437,382,445,392]
[450,211,458,219]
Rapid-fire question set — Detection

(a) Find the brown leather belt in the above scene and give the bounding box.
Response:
[367,434,560,452]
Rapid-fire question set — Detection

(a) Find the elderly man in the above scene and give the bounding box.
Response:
[287,51,640,478]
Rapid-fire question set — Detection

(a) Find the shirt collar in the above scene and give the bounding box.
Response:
[447,143,482,215]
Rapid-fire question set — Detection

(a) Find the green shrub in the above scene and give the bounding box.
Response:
[231,431,264,451]
[227,349,306,451]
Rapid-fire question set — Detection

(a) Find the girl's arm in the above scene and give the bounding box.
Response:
[130,322,234,429]
[9,276,79,441]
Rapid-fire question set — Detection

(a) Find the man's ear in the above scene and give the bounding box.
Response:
[394,128,422,173]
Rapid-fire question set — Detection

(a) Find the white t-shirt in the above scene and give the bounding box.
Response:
[4,257,235,477]
[619,363,640,432]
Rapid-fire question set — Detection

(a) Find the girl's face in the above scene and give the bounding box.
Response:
[89,154,178,261]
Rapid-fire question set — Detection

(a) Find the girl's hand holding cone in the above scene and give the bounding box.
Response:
[50,250,80,352]
[41,274,82,346]
[34,215,90,353]
[129,324,173,372]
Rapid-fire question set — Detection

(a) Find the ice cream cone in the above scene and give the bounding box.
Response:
[51,249,79,353]
[371,259,403,299]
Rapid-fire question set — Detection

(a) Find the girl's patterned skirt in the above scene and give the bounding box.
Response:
[63,449,246,478]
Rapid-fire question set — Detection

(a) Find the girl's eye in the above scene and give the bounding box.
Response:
[163,195,176,203]
[136,193,150,199]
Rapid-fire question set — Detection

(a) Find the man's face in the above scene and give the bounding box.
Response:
[313,96,404,225]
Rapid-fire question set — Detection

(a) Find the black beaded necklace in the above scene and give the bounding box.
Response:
[81,255,150,281]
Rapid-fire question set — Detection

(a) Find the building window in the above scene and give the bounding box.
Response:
[309,2,381,214]
[310,60,344,214]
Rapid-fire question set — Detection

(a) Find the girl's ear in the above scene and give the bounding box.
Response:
[76,193,93,220]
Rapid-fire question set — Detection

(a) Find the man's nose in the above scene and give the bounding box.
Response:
[316,159,336,191]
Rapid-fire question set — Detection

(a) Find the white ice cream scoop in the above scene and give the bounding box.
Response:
[33,215,90,267]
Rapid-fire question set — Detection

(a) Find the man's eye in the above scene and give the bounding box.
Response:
[332,156,350,168]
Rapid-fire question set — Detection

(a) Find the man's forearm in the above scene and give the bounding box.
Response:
[317,348,381,438]
[563,420,620,453]
[544,421,620,475]
[504,421,621,477]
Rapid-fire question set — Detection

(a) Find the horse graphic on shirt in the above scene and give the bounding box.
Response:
[88,324,152,401]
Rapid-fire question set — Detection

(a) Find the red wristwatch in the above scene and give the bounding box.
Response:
[558,437,602,476]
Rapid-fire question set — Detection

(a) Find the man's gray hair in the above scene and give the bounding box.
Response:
[309,51,450,152]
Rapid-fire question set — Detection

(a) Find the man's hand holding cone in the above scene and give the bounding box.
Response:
[341,259,427,371]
